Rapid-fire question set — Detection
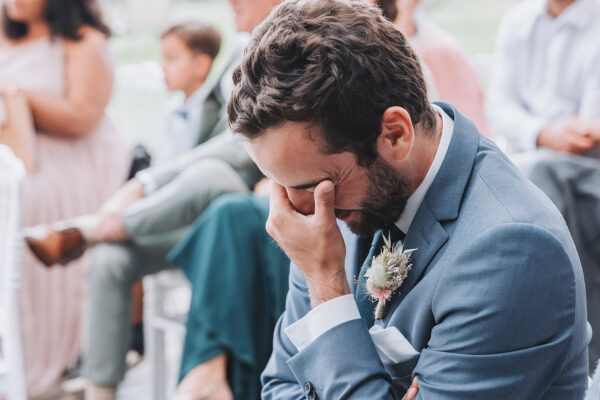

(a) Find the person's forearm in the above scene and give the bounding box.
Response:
[25,90,105,137]
[586,119,600,142]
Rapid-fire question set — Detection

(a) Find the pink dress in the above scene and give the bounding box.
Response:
[412,21,490,136]
[0,37,130,396]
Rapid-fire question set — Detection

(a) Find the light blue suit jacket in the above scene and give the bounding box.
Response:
[261,103,591,399]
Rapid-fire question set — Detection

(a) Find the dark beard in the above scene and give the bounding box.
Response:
[344,158,411,236]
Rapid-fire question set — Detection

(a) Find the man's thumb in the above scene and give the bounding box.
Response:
[314,180,335,218]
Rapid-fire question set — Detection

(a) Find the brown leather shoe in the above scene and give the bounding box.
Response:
[24,225,87,267]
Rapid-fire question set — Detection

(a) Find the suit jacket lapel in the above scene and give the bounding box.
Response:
[340,103,481,319]
[340,221,362,293]
[384,102,481,315]
[425,102,480,223]
[396,204,447,301]
[195,34,249,146]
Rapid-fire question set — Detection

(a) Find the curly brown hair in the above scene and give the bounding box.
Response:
[227,0,435,166]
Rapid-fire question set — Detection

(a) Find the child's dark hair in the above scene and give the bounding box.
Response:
[161,21,221,59]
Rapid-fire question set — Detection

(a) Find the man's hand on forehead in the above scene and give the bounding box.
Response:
[267,180,350,307]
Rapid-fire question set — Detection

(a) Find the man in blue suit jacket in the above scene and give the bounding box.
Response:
[227,0,591,398]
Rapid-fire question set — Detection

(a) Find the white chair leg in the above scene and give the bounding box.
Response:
[144,275,167,400]
[0,146,27,400]
[5,235,26,400]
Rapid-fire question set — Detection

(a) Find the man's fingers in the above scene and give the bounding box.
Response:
[313,180,336,221]
[412,376,419,389]
[269,182,294,212]
[402,376,419,400]
[568,133,595,154]
[267,182,296,238]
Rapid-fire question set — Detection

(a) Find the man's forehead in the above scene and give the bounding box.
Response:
[250,121,323,153]
[243,124,341,188]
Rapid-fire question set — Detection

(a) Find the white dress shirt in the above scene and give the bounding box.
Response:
[285,105,455,352]
[485,0,600,154]
[162,85,210,160]
[136,87,209,194]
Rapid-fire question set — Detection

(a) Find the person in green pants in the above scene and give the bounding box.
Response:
[169,193,289,400]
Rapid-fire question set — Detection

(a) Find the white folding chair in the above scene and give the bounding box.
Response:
[143,270,190,400]
[0,145,27,400]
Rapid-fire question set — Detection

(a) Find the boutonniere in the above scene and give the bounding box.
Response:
[364,234,416,320]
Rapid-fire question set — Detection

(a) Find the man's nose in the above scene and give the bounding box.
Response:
[286,188,315,215]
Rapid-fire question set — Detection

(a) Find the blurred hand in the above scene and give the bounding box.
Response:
[536,118,595,154]
[95,179,144,242]
[402,377,419,400]
[585,120,600,143]
[0,84,20,97]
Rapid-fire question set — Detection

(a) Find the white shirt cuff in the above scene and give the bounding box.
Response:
[284,294,360,351]
[135,170,158,196]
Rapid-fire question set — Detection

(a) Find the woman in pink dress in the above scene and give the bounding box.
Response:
[0,0,130,395]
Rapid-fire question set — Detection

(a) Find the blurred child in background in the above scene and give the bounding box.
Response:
[158,21,221,160]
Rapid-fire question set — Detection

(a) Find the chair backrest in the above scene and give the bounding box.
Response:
[0,144,27,399]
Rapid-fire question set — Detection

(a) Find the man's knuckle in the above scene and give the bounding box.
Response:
[265,219,276,234]
[266,215,284,235]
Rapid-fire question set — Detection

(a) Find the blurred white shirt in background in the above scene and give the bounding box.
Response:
[486,0,600,154]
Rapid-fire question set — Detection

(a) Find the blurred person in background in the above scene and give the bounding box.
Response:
[127,20,223,363]
[24,0,279,398]
[392,0,490,136]
[486,0,600,368]
[0,0,130,396]
[159,21,222,160]
[168,190,290,400]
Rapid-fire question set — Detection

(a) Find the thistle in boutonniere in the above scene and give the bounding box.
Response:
[364,234,416,320]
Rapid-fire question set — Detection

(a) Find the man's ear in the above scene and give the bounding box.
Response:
[376,106,414,162]
[193,53,213,82]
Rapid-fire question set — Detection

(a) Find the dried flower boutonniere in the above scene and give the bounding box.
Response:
[364,234,416,320]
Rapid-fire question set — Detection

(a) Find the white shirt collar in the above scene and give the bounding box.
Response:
[394,104,454,234]
[555,0,597,29]
[182,84,209,111]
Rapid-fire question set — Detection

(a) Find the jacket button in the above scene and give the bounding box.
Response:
[303,381,312,395]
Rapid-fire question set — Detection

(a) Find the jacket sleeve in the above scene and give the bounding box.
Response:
[412,223,585,399]
[261,262,398,399]
[261,263,314,399]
